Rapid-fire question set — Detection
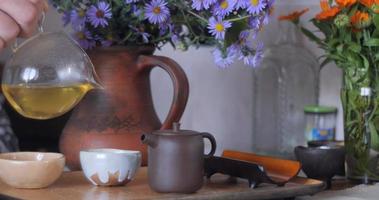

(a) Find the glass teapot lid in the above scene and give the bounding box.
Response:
[1,14,101,120]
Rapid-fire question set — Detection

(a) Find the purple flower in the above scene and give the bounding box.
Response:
[236,0,246,9]
[62,11,71,26]
[245,0,266,15]
[70,9,87,30]
[130,26,151,43]
[207,17,232,40]
[192,0,217,11]
[87,1,112,28]
[248,16,261,30]
[72,30,96,50]
[125,0,139,3]
[213,47,236,68]
[240,42,264,67]
[213,0,236,18]
[132,5,143,17]
[159,20,173,36]
[145,0,170,24]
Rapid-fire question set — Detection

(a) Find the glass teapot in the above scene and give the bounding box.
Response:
[1,14,101,120]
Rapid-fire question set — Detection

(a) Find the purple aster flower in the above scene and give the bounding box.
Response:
[171,34,180,44]
[248,16,261,30]
[87,1,112,28]
[159,20,173,36]
[240,42,264,67]
[72,30,96,50]
[207,17,232,40]
[145,0,170,24]
[132,5,143,17]
[70,9,87,30]
[130,26,151,43]
[213,47,236,68]
[213,0,236,18]
[245,0,266,15]
[125,0,139,3]
[192,0,217,11]
[236,0,246,9]
[62,11,71,26]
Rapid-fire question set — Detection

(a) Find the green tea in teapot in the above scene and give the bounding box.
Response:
[2,83,94,120]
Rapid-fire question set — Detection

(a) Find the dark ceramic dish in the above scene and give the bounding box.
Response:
[294,143,345,188]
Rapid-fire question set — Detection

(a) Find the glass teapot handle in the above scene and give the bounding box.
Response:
[137,55,189,129]
[12,12,45,52]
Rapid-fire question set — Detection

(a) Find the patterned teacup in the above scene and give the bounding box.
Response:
[80,148,141,186]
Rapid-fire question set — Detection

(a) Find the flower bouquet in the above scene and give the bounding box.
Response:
[50,0,274,68]
[281,0,379,182]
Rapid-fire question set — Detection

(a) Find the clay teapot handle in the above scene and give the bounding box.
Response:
[138,55,189,129]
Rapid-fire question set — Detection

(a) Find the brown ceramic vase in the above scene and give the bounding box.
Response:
[59,46,189,170]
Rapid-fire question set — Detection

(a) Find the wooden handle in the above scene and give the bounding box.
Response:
[137,55,189,129]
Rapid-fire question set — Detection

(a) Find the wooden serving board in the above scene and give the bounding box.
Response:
[0,167,325,200]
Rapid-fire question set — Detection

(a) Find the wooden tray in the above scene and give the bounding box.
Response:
[0,167,325,200]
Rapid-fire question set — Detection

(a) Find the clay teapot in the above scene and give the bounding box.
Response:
[141,122,216,193]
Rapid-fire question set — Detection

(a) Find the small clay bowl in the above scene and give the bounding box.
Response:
[294,144,345,188]
[0,152,65,189]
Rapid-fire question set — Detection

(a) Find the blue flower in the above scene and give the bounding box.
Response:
[213,0,236,18]
[70,9,87,30]
[87,1,112,28]
[192,0,217,11]
[145,0,170,24]
[240,42,264,67]
[213,47,236,68]
[207,17,232,40]
[72,30,96,50]
[245,0,266,15]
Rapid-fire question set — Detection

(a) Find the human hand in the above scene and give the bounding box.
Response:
[0,0,48,51]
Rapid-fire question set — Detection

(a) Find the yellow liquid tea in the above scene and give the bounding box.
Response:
[2,83,93,120]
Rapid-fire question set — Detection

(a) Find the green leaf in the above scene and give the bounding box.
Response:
[369,121,379,152]
[373,14,379,28]
[347,43,361,53]
[364,38,379,46]
[225,19,247,47]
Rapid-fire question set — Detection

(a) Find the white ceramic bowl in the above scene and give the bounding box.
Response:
[80,148,141,186]
[0,152,65,188]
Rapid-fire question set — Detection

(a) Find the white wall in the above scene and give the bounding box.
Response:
[0,0,343,156]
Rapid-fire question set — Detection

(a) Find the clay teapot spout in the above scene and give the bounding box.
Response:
[141,133,158,148]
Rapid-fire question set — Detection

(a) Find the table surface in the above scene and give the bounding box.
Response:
[0,167,325,200]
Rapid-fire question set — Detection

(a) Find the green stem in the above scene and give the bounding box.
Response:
[185,10,208,23]
[227,15,251,22]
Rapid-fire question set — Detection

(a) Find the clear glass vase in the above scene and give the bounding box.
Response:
[342,68,379,183]
[252,23,319,158]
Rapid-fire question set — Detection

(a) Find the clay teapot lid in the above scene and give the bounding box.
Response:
[152,122,200,136]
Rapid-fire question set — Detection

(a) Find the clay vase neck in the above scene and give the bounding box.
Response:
[60,46,189,170]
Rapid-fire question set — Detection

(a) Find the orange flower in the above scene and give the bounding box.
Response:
[359,0,379,13]
[278,8,309,21]
[315,0,341,20]
[360,0,375,7]
[351,11,371,28]
[336,0,357,7]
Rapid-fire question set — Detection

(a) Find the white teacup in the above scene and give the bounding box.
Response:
[80,148,141,186]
